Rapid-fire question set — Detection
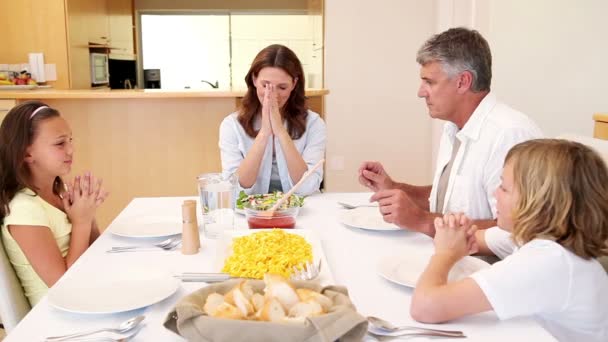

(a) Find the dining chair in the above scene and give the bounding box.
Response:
[558,134,608,273]
[0,238,31,332]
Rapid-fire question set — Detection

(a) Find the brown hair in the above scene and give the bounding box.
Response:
[416,27,492,92]
[0,100,64,223]
[505,139,608,259]
[238,44,308,139]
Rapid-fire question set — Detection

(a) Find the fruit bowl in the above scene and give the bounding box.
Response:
[245,207,299,229]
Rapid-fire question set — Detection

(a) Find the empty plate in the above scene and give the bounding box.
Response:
[339,207,401,231]
[109,216,182,238]
[48,268,179,314]
[378,251,490,288]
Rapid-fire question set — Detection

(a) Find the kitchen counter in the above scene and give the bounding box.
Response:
[0,88,329,99]
[0,89,328,230]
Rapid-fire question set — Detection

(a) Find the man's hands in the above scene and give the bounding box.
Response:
[358,161,395,191]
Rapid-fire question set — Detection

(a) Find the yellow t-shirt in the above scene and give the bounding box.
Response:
[1,188,71,306]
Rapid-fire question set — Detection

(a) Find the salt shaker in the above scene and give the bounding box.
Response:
[181,200,201,254]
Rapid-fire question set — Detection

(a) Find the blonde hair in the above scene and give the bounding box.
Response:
[505,139,608,259]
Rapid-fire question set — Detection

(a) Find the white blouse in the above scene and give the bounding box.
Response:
[218,110,326,196]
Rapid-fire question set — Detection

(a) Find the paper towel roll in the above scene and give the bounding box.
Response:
[28,53,45,83]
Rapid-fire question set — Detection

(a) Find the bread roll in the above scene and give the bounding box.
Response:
[288,301,323,319]
[213,302,243,319]
[264,274,299,311]
[233,288,254,317]
[296,288,333,312]
[260,298,286,322]
[203,292,226,316]
[251,293,265,312]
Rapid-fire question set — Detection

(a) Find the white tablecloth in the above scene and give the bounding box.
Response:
[5,193,555,341]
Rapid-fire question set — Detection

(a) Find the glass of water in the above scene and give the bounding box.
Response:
[197,172,238,238]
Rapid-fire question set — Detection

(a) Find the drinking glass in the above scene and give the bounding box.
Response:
[197,172,237,238]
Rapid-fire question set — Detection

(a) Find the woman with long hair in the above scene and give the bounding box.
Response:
[219,44,326,195]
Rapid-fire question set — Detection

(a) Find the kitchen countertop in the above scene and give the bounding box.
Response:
[0,88,329,99]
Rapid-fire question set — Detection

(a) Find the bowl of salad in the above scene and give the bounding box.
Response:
[237,191,305,229]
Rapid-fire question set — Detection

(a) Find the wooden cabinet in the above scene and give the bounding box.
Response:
[594,113,608,140]
[0,99,16,123]
[107,0,135,60]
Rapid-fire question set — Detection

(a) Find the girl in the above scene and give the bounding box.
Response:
[0,101,109,305]
[411,139,608,341]
[219,44,326,196]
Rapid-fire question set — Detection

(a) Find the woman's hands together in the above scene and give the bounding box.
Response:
[433,213,479,262]
[61,172,109,226]
[260,84,285,137]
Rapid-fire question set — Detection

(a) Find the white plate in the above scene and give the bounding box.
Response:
[378,252,490,288]
[109,215,181,238]
[48,268,179,314]
[216,229,333,284]
[339,207,401,231]
[0,85,37,90]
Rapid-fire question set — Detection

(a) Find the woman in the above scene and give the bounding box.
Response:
[219,44,326,196]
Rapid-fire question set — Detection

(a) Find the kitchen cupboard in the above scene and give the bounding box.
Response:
[0,100,16,123]
[108,0,136,60]
[594,113,608,140]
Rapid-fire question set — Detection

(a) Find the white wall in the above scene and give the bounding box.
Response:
[324,0,436,191]
[482,0,608,138]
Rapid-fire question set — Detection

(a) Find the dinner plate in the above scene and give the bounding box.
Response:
[215,229,333,284]
[0,85,37,90]
[108,215,182,238]
[48,268,179,314]
[339,207,401,231]
[378,252,490,288]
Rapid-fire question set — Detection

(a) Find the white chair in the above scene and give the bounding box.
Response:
[558,134,608,272]
[0,239,31,332]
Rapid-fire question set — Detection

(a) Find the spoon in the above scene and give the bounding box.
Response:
[367,316,464,337]
[45,315,145,341]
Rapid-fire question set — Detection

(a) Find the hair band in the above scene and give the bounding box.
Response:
[30,106,49,119]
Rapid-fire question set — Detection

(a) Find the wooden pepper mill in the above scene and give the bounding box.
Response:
[181,200,201,254]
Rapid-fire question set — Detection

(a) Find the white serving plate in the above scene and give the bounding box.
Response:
[216,229,333,285]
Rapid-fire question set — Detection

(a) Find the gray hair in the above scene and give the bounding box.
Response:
[416,27,492,92]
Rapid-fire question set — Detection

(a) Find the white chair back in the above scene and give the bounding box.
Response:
[0,237,31,332]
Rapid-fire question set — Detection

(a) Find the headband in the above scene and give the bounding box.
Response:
[30,106,48,119]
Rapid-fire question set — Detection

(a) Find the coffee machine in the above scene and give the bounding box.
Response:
[143,69,161,89]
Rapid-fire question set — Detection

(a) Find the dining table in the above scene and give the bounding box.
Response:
[4,192,556,341]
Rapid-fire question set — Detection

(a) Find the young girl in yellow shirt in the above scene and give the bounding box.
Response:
[0,100,109,305]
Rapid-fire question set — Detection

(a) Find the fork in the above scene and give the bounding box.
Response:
[106,239,181,253]
[110,236,181,250]
[338,202,378,210]
[290,259,322,281]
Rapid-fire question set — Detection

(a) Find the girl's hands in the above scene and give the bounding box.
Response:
[433,213,479,261]
[62,172,109,226]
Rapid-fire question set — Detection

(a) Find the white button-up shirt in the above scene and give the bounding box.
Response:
[429,93,543,219]
[219,111,326,196]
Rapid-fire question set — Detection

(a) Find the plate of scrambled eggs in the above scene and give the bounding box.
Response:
[216,229,331,284]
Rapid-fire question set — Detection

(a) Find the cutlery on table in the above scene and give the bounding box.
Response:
[367,316,465,338]
[106,238,182,253]
[176,260,322,282]
[45,315,144,341]
[110,236,181,250]
[338,202,378,210]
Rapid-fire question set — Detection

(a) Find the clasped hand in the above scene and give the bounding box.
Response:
[61,172,109,225]
[433,213,479,260]
[260,84,285,137]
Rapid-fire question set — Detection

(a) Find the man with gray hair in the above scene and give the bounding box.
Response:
[359,27,542,236]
